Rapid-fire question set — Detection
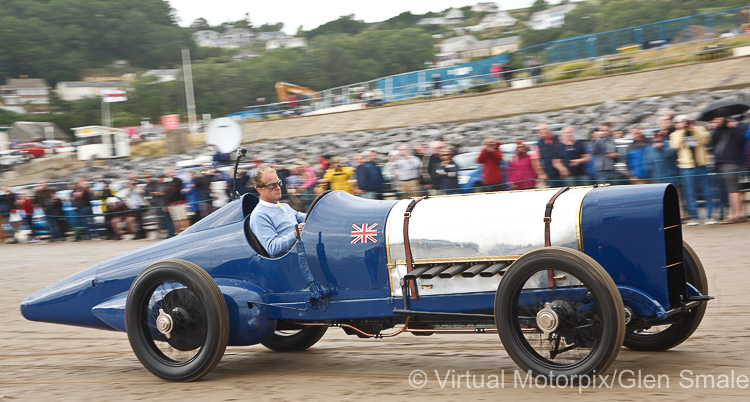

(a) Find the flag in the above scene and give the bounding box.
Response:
[103,90,127,103]
[351,223,378,244]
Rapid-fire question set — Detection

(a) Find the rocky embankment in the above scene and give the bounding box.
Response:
[56,87,750,182]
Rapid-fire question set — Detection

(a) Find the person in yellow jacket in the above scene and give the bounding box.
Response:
[320,157,356,193]
[669,115,713,224]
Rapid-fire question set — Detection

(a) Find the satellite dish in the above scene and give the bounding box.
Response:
[205,117,242,153]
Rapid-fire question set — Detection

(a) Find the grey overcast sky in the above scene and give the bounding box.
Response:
[168,1,570,33]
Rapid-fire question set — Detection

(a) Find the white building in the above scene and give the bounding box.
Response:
[55,81,130,102]
[418,17,446,25]
[440,35,479,54]
[266,37,308,51]
[142,69,179,83]
[460,36,520,59]
[193,30,220,46]
[256,31,288,41]
[1,77,51,113]
[444,8,465,25]
[223,28,254,44]
[529,4,577,30]
[193,28,254,48]
[471,2,499,13]
[468,11,518,31]
[436,35,520,67]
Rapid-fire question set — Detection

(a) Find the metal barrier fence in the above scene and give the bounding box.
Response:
[228,7,750,123]
[520,6,750,64]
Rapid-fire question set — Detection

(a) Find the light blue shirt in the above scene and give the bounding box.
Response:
[249,200,306,257]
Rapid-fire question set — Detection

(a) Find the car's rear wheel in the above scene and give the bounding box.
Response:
[495,247,625,380]
[125,259,229,381]
[623,241,707,351]
[261,325,327,351]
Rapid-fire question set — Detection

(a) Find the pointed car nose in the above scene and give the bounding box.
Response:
[20,266,104,329]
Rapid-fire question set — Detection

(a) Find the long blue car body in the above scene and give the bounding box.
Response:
[20,183,709,380]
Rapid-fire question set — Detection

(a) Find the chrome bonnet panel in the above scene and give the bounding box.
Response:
[386,188,590,264]
[385,188,591,296]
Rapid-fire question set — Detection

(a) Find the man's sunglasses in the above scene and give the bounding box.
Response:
[258,180,282,190]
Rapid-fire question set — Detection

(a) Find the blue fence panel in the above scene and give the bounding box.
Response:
[374,54,509,101]
[518,6,749,64]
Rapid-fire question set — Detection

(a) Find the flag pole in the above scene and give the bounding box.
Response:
[182,48,197,134]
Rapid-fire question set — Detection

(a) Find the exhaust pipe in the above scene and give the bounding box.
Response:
[439,263,470,278]
[479,262,509,277]
[420,264,451,279]
[461,262,490,278]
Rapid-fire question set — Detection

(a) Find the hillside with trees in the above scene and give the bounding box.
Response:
[1,0,749,133]
[0,0,192,85]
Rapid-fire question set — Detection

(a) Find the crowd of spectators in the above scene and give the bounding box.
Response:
[1,110,749,243]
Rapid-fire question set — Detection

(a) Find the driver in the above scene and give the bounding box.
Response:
[249,166,306,257]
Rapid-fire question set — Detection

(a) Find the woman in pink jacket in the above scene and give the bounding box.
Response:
[507,141,537,190]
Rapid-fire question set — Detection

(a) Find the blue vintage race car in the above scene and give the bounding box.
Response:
[21,183,710,382]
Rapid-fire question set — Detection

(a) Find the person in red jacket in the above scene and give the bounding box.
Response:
[477,137,504,192]
[21,192,39,242]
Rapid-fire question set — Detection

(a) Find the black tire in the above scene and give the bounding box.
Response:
[623,241,707,351]
[125,259,229,382]
[495,247,625,379]
[261,326,327,352]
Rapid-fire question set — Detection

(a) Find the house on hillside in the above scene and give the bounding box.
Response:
[444,8,465,25]
[194,30,221,46]
[8,121,67,143]
[440,35,478,54]
[223,28,254,44]
[436,35,520,67]
[142,69,180,83]
[472,2,499,13]
[0,77,51,114]
[529,3,577,30]
[256,31,288,41]
[55,81,130,102]
[266,37,308,51]
[193,28,254,48]
[460,36,520,59]
[467,11,518,31]
[418,17,447,25]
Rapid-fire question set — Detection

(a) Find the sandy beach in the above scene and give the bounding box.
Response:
[1,222,749,400]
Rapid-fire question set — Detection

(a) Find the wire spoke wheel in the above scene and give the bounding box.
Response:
[496,247,625,380]
[126,260,229,381]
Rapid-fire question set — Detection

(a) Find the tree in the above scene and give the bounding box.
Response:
[190,18,210,31]
[380,12,420,30]
[306,15,368,39]
[256,22,284,32]
[528,0,550,16]
[234,13,252,29]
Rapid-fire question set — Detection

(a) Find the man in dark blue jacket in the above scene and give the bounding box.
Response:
[711,116,747,223]
[355,151,384,199]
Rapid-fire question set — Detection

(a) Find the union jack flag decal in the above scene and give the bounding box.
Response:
[351,223,378,244]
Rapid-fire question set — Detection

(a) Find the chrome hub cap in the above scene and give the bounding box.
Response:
[536,302,559,334]
[156,308,173,338]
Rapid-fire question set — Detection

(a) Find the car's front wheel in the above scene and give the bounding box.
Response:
[125,259,229,381]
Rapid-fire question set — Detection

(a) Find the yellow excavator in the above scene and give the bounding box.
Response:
[274,82,320,102]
